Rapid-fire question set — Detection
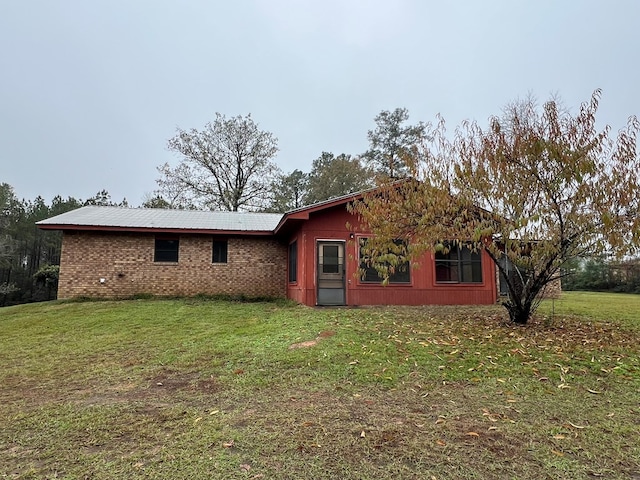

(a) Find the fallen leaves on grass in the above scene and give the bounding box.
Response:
[481,408,516,424]
[567,422,587,429]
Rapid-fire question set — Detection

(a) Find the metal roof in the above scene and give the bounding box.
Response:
[36,206,284,233]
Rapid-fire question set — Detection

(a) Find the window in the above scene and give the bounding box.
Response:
[435,243,482,283]
[321,244,341,274]
[288,241,297,283]
[213,239,228,263]
[359,238,410,284]
[154,237,179,263]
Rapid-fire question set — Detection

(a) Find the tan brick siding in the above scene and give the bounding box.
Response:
[540,277,562,299]
[58,231,287,299]
[496,266,562,300]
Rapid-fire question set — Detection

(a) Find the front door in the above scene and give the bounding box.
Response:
[317,241,346,306]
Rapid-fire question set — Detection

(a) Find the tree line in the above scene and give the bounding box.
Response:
[563,257,640,293]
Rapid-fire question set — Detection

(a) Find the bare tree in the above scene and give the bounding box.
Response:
[158,113,280,211]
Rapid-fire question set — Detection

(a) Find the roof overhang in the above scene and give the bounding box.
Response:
[37,224,274,236]
[274,191,364,235]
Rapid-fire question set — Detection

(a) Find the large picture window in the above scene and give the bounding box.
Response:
[288,241,297,283]
[154,237,179,263]
[212,239,228,263]
[435,244,482,283]
[359,238,410,284]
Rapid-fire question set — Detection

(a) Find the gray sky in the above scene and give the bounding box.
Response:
[1,0,638,206]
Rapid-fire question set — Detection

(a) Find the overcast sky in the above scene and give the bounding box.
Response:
[1,0,638,206]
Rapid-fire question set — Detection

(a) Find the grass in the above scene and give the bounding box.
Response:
[0,292,638,479]
[538,291,640,326]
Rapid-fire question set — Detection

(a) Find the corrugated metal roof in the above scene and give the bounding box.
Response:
[37,206,284,232]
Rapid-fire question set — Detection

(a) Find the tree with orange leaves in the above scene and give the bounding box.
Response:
[351,91,640,324]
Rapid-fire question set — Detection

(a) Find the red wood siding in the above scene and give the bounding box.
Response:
[285,204,497,306]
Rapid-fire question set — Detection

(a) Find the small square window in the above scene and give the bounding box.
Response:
[213,239,228,263]
[155,237,179,263]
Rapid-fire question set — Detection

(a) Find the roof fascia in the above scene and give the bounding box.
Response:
[37,224,275,236]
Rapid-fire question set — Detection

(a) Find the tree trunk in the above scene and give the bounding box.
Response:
[504,301,531,325]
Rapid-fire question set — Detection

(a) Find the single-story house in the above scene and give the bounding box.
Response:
[37,193,499,306]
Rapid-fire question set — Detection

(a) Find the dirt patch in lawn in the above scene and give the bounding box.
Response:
[66,369,222,407]
[289,330,335,349]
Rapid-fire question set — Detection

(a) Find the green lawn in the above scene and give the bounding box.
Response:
[1,292,638,479]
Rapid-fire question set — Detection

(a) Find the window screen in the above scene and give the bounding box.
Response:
[359,238,410,284]
[288,241,297,282]
[435,244,482,283]
[155,237,179,263]
[213,239,228,263]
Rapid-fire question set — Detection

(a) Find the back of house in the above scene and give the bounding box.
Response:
[37,195,499,306]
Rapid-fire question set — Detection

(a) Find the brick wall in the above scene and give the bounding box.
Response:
[58,231,287,299]
[540,277,562,299]
[496,266,562,300]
